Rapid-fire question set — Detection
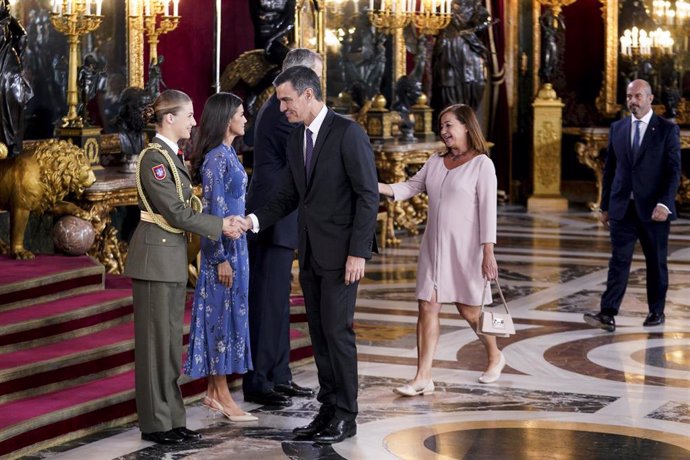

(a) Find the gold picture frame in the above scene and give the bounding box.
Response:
[532,0,620,118]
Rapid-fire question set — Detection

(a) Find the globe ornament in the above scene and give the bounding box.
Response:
[53,216,96,256]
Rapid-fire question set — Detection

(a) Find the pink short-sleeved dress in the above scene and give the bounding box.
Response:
[390,153,497,305]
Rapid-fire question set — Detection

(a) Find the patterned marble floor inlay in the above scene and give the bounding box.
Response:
[30,208,690,459]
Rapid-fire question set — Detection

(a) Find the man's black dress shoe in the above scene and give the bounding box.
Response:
[312,419,357,444]
[173,426,202,440]
[141,430,184,444]
[275,381,315,398]
[643,312,665,326]
[244,390,292,407]
[583,312,616,332]
[293,407,334,437]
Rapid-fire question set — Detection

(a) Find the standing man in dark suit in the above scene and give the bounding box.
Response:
[584,79,681,332]
[242,49,322,408]
[240,66,379,444]
[125,90,241,445]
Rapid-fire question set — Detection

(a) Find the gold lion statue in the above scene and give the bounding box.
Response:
[0,139,96,259]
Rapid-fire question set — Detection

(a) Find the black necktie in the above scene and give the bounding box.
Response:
[305,128,314,184]
[632,120,641,157]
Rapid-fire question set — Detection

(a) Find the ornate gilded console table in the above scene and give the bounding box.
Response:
[81,168,137,274]
[564,127,690,211]
[373,136,445,246]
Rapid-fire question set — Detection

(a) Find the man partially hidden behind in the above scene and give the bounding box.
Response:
[584,79,681,332]
[242,49,323,408]
[240,66,379,444]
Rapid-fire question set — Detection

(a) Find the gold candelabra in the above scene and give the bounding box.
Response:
[50,0,104,128]
[130,0,181,65]
[536,0,576,18]
[411,7,451,35]
[368,0,451,35]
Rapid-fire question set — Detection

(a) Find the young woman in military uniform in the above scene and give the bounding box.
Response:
[124,89,241,445]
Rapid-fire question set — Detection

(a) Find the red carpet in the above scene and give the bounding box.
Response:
[0,255,312,459]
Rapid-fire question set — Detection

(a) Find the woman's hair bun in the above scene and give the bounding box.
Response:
[142,105,156,124]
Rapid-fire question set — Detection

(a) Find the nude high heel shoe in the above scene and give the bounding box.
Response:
[203,396,258,422]
[478,352,506,384]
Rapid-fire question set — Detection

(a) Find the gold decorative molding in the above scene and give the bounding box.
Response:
[295,0,325,91]
[127,0,144,88]
[594,0,620,117]
[393,27,406,82]
[529,84,568,211]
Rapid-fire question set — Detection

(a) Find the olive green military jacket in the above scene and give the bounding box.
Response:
[124,138,222,283]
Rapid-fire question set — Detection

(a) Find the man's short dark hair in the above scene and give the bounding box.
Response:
[273,66,323,102]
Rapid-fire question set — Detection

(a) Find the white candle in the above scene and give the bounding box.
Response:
[145,0,150,16]
[173,0,179,16]
[66,0,72,14]
[96,0,102,15]
[370,0,374,11]
[85,0,91,15]
[432,0,437,12]
[164,0,170,16]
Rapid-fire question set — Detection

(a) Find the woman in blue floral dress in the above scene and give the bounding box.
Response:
[184,92,255,421]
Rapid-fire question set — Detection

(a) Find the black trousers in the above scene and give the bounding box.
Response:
[243,240,294,394]
[601,200,670,315]
[299,240,359,421]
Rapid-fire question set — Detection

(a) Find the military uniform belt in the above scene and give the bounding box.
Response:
[140,211,173,228]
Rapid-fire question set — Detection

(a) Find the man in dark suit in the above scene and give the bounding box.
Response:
[584,79,681,332]
[242,49,322,407]
[240,66,379,444]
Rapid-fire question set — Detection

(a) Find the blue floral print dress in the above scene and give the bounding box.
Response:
[184,143,252,377]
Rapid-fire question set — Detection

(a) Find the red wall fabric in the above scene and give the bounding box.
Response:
[153,0,254,116]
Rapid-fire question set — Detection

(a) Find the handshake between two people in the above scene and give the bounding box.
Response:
[221,215,253,239]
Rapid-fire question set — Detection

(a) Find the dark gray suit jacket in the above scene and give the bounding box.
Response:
[254,109,379,270]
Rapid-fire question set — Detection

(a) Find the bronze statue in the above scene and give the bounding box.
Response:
[340,13,387,109]
[77,54,107,126]
[393,77,423,142]
[539,8,564,85]
[146,56,166,99]
[114,86,151,173]
[432,0,490,112]
[393,41,425,142]
[0,0,33,158]
[0,139,96,259]
[249,0,297,65]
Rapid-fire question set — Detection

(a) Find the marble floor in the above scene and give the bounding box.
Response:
[28,207,690,459]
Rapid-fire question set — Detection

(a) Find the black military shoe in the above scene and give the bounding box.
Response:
[173,426,202,440]
[643,312,665,326]
[275,381,315,398]
[583,312,615,332]
[244,390,292,407]
[141,430,184,445]
[293,407,335,438]
[312,419,357,444]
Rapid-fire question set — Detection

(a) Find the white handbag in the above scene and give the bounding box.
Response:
[476,278,516,338]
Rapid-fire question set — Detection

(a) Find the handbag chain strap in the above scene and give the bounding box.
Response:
[480,278,510,315]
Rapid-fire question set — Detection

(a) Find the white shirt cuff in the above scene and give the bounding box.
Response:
[248,213,260,233]
[656,203,671,214]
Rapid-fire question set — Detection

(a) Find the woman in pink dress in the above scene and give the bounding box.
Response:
[378,104,504,396]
